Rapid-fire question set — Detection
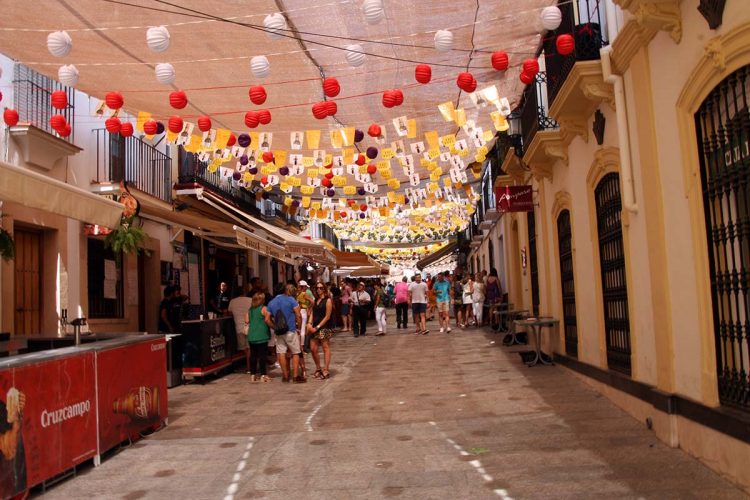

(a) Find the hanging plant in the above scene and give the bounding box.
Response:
[0,223,14,261]
[105,216,149,255]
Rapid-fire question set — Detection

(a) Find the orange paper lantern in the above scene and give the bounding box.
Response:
[50,114,66,130]
[143,120,159,135]
[312,101,328,120]
[3,109,18,126]
[368,123,381,137]
[258,109,272,125]
[556,34,575,56]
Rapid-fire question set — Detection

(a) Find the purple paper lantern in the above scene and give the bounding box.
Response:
[237,133,251,147]
[354,129,364,142]
[359,213,366,219]
[357,187,366,196]
[404,196,410,204]
[291,199,300,207]
[232,171,242,181]
[240,154,249,165]
[279,166,289,176]
[156,121,165,134]
[249,166,258,174]
[366,146,378,159]
[327,188,336,197]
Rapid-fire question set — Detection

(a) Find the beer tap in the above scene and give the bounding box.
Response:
[60,308,68,336]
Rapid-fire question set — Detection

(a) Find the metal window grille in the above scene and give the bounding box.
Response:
[87,238,124,319]
[557,209,578,358]
[695,65,750,409]
[12,64,75,142]
[527,210,540,317]
[595,172,631,374]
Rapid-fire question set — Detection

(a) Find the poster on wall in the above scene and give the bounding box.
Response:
[496,185,534,212]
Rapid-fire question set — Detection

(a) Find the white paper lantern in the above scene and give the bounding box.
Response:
[250,56,271,79]
[155,63,176,85]
[58,64,79,87]
[47,31,72,58]
[362,0,385,25]
[540,6,562,31]
[146,26,170,53]
[434,30,454,52]
[345,45,366,68]
[263,13,287,39]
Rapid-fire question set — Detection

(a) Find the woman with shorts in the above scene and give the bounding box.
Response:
[340,279,352,332]
[308,282,335,379]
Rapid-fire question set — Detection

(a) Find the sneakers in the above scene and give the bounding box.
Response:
[440,328,444,333]
[447,327,452,333]
[376,331,385,336]
[261,375,270,383]
[422,330,429,335]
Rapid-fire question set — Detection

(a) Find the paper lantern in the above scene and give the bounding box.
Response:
[227,133,237,147]
[362,0,385,24]
[197,115,212,132]
[415,64,432,84]
[291,199,300,208]
[261,176,268,185]
[522,59,540,76]
[355,154,366,166]
[238,133,251,147]
[357,187,366,196]
[312,101,328,120]
[146,26,171,53]
[249,85,267,105]
[51,90,67,109]
[354,129,364,143]
[324,162,333,169]
[168,116,184,133]
[520,71,535,85]
[250,56,271,79]
[367,164,377,175]
[366,147,378,159]
[340,211,347,218]
[491,51,509,71]
[348,200,357,207]
[359,204,368,212]
[456,72,477,93]
[155,63,175,85]
[169,90,188,109]
[434,30,454,52]
[327,189,336,197]
[263,13,287,40]
[47,31,72,57]
[248,166,258,174]
[58,124,72,138]
[143,120,158,135]
[262,151,274,163]
[240,155,249,166]
[233,171,242,181]
[359,213,366,219]
[393,89,404,106]
[105,116,122,134]
[323,77,340,97]
[345,45,366,68]
[258,109,272,125]
[58,64,79,87]
[324,171,334,180]
[4,108,18,127]
[382,90,397,108]
[244,111,259,128]
[540,6,562,31]
[322,178,332,188]
[50,114,67,131]
[367,123,381,137]
[279,166,289,176]
[156,122,165,134]
[325,101,337,116]
[556,34,575,56]
[105,91,124,110]
[120,122,134,137]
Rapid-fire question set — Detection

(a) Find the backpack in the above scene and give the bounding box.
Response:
[273,308,288,335]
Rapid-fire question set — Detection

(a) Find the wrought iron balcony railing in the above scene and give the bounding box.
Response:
[13,64,75,142]
[520,71,560,155]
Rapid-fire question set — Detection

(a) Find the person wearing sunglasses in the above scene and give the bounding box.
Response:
[308,283,334,379]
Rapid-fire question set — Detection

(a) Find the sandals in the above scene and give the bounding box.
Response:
[321,370,330,379]
[313,370,324,379]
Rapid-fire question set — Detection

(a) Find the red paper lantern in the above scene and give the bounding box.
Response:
[324,162,333,169]
[168,115,184,133]
[415,64,432,84]
[324,171,334,180]
[0,91,3,102]
[322,178,332,188]
[456,72,477,93]
[227,133,237,147]
[393,89,404,106]
[249,85,267,105]
[105,116,122,134]
[382,90,397,108]
[491,51,509,71]
[169,90,188,109]
[258,109,272,125]
[522,59,539,76]
[556,34,575,56]
[359,204,367,212]
[244,110,260,128]
[197,115,212,132]
[143,119,159,135]
[262,151,274,164]
[325,100,337,116]
[261,176,268,185]
[312,101,328,120]
[120,122,134,137]
[50,114,67,131]
[520,71,535,85]
[355,154,366,166]
[322,77,340,98]
[367,164,377,175]
[3,109,18,126]
[105,91,124,110]
[340,211,347,218]
[51,90,68,110]
[58,124,72,138]
[368,123,381,137]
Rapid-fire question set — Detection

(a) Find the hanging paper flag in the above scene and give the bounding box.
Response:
[306,129,321,149]
[329,130,343,149]
[454,109,467,127]
[490,111,509,132]
[393,116,409,137]
[438,101,456,122]
[387,178,400,190]
[406,119,417,138]
[136,111,152,132]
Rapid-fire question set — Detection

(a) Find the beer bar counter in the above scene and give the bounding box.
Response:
[0,335,167,499]
[180,316,241,380]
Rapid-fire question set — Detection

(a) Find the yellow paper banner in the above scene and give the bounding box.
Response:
[136,111,151,132]
[407,119,417,138]
[215,129,231,149]
[425,131,439,150]
[438,101,456,122]
[306,129,321,149]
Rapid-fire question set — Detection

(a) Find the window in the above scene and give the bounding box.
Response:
[557,210,578,358]
[87,238,124,318]
[595,173,631,374]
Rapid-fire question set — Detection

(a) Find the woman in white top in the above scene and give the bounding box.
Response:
[472,272,485,326]
[461,276,474,328]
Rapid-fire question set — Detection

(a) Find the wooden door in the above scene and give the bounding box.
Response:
[14,228,42,335]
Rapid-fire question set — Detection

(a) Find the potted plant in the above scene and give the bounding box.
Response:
[105,215,149,255]
[0,223,14,261]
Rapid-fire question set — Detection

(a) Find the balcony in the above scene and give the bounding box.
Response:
[94,129,172,203]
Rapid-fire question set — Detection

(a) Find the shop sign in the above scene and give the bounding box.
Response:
[496,185,534,212]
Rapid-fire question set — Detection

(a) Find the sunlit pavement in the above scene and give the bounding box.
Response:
[43,317,747,499]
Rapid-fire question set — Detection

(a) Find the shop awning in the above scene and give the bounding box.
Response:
[0,160,124,228]
[417,240,458,270]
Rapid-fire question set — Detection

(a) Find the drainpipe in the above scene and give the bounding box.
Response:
[600,45,638,213]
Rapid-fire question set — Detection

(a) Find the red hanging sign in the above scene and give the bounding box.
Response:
[496,186,534,212]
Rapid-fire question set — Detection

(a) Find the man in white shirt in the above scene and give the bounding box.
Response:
[408,273,429,335]
[351,281,371,337]
[227,289,253,373]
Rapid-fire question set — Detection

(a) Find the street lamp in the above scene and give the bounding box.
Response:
[507,112,523,157]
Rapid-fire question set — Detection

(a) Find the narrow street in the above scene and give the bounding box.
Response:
[45,320,747,500]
